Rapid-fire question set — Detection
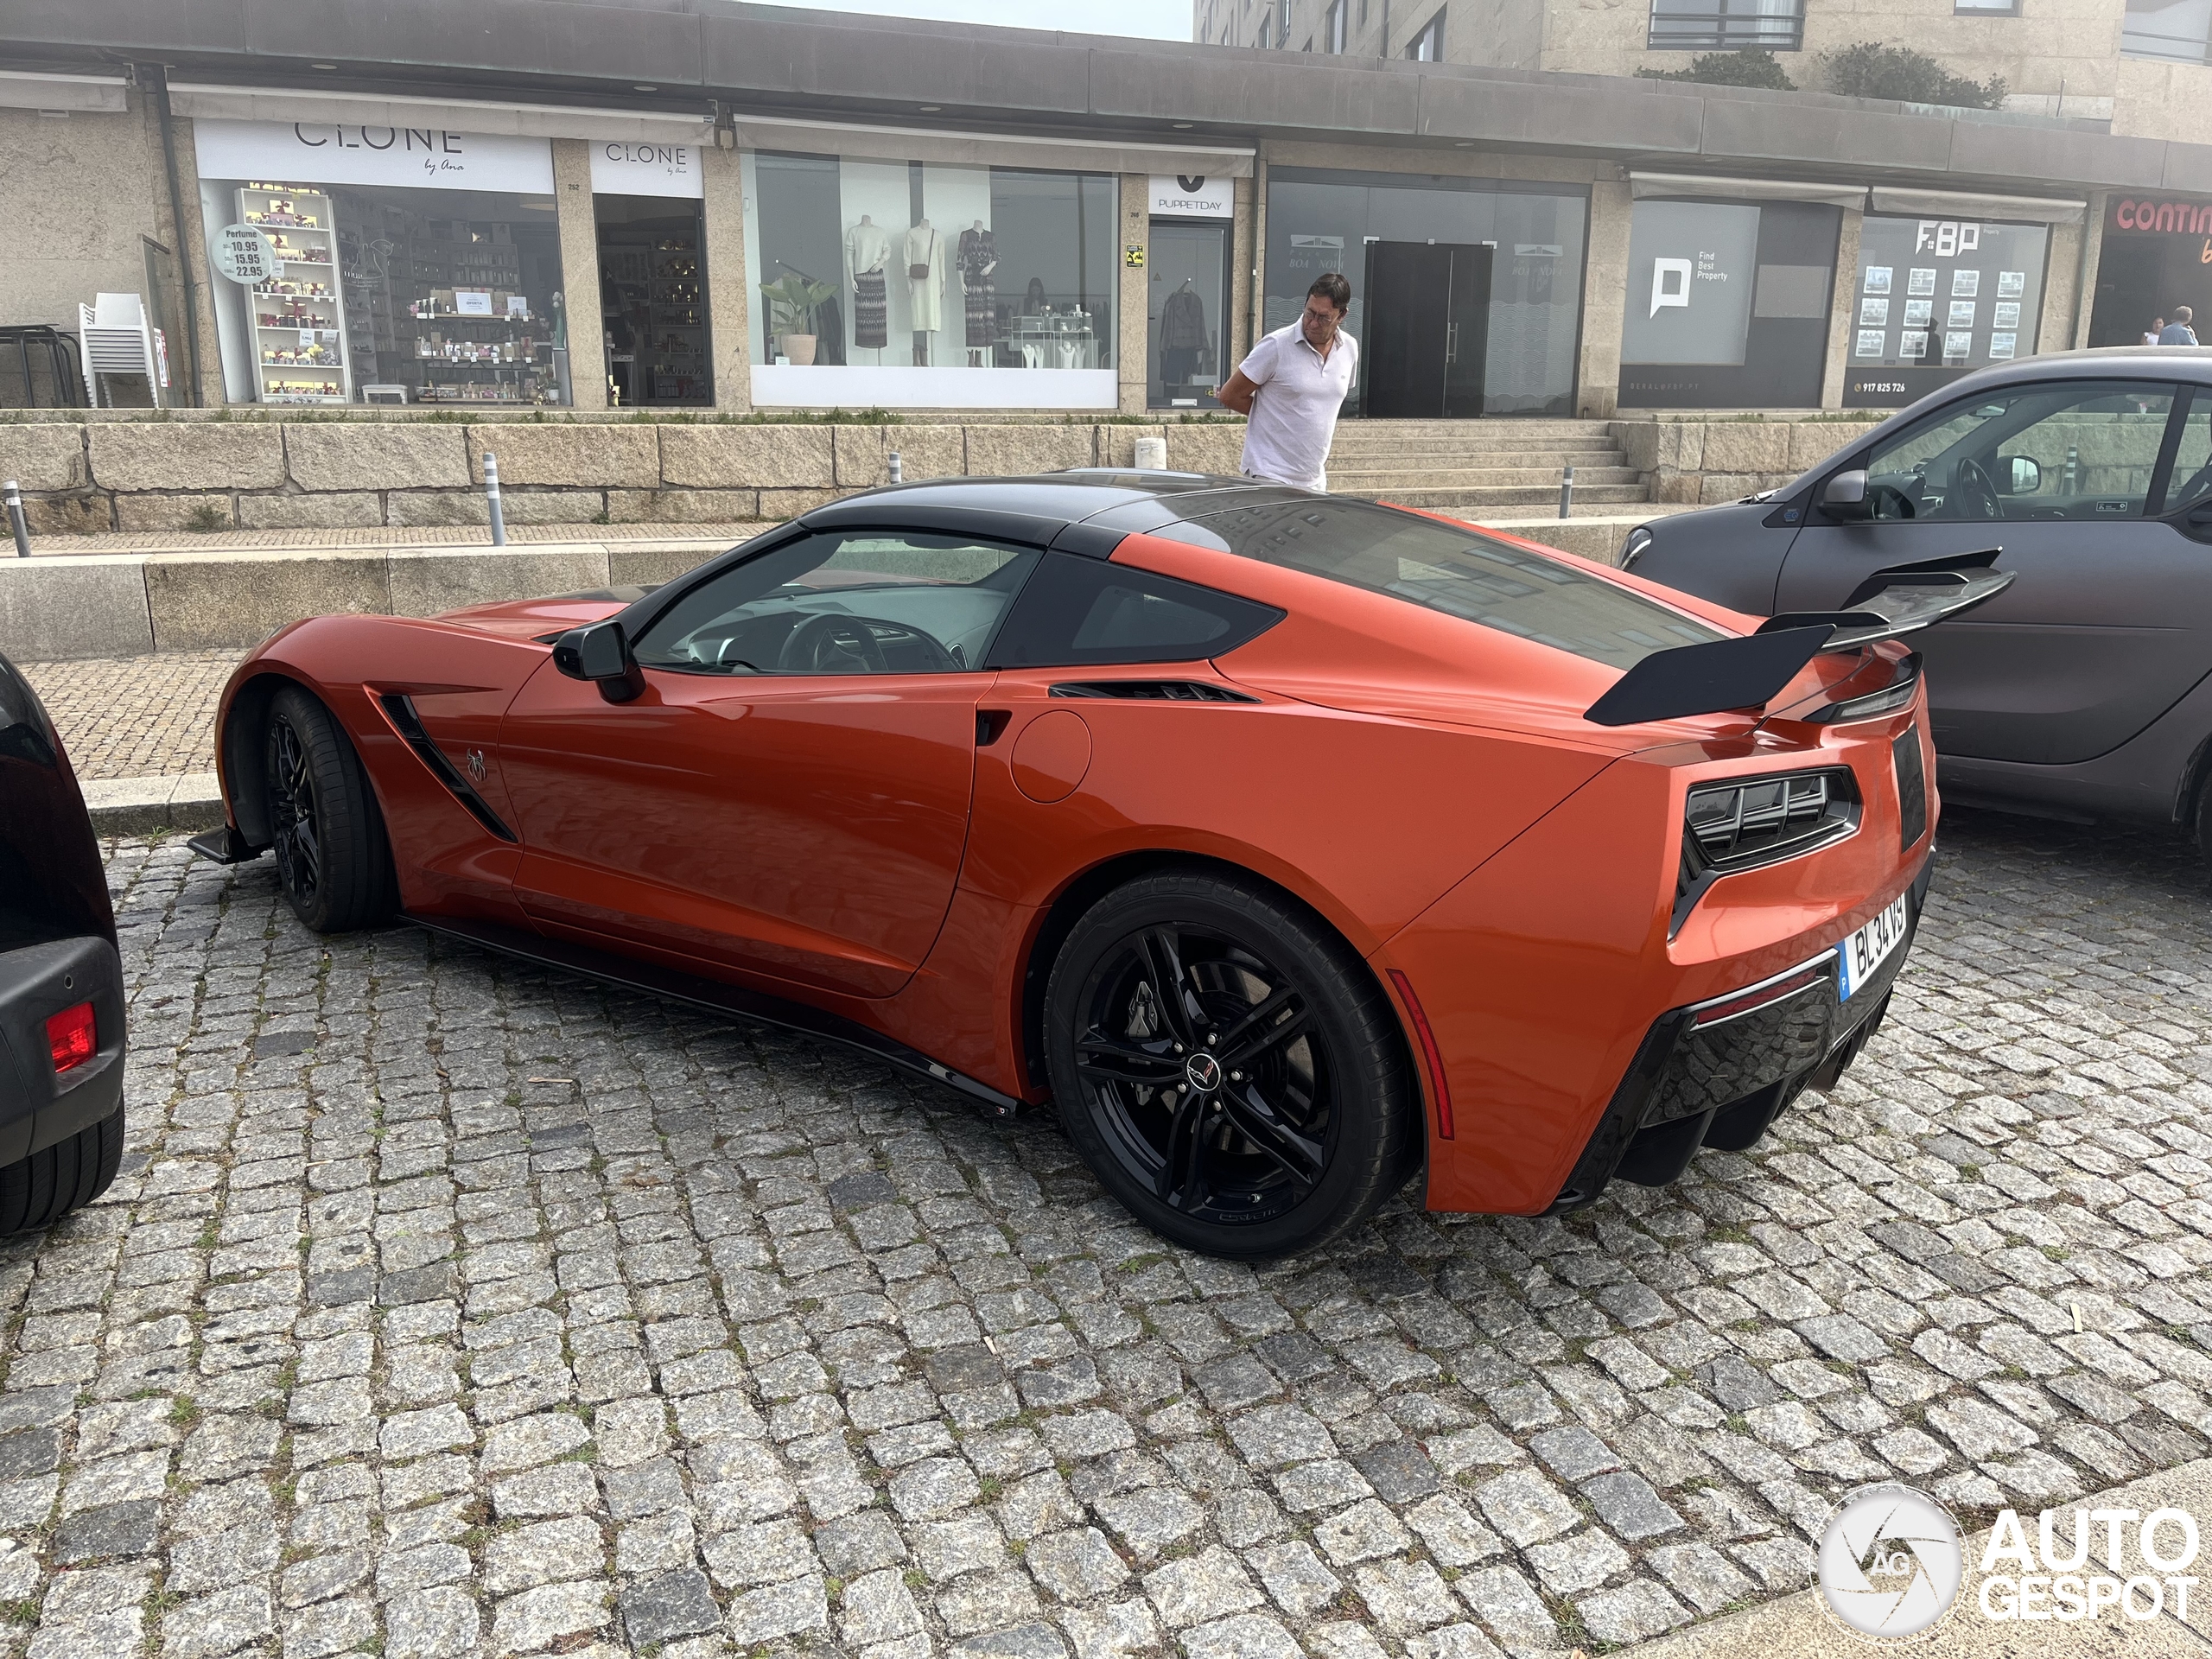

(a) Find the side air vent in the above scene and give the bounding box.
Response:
[1049,681,1259,703]
[378,694,518,843]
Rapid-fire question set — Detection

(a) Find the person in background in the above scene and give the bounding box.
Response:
[1217,272,1358,492]
[2145,316,2166,346]
[2159,307,2199,345]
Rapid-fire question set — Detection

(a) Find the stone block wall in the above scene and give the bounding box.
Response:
[0,416,1251,536]
[1613,416,1883,505]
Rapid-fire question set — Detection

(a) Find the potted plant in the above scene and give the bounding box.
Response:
[760,272,836,366]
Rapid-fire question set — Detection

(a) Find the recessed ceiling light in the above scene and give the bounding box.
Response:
[311,62,337,70]
[1453,140,1474,147]
[634,84,656,91]
[918,105,941,112]
[1173,122,1193,129]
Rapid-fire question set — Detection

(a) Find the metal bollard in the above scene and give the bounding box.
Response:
[887,450,903,485]
[3,481,28,558]
[484,452,508,547]
[1558,463,1575,519]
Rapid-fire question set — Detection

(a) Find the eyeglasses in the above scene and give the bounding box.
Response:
[1302,305,1343,330]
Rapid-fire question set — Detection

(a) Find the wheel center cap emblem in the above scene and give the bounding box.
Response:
[1184,1052,1224,1094]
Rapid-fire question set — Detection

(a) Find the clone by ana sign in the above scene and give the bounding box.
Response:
[1149,175,1234,219]
[192,118,554,194]
[590,141,702,199]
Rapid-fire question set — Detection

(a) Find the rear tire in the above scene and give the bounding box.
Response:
[264,685,397,933]
[1044,870,1420,1260]
[0,1108,123,1235]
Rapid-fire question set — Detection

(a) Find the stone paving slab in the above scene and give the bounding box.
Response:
[15,807,2212,1659]
[27,651,240,780]
[11,521,762,555]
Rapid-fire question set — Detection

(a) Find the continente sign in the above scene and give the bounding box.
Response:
[2111,197,2212,236]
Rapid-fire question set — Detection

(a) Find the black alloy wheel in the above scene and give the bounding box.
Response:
[261,685,397,934]
[1046,871,1419,1259]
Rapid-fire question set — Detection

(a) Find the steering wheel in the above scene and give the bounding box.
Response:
[775,612,956,674]
[1949,456,2002,520]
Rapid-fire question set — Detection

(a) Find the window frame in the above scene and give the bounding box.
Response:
[626,524,1046,678]
[1644,0,1805,53]
[1325,0,1347,51]
[1838,378,2190,526]
[982,550,1286,671]
[1407,10,1446,58]
[1953,0,2021,14]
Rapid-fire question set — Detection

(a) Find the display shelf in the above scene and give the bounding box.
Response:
[239,185,350,404]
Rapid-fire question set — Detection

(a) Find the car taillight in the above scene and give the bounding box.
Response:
[46,1001,95,1074]
[1684,769,1859,874]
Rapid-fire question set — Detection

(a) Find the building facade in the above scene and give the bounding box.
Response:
[2,0,2207,423]
[1213,0,2212,140]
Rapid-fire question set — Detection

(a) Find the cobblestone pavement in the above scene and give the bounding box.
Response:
[14,809,2212,1659]
[26,653,242,782]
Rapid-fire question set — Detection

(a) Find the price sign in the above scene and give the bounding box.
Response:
[213,224,279,284]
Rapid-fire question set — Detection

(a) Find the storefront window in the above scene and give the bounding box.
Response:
[1618,198,1838,409]
[743,150,1117,409]
[1264,168,1587,417]
[2090,195,2212,349]
[194,120,569,406]
[1844,216,2050,409]
[595,195,711,408]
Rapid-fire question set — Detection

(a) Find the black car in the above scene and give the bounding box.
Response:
[1624,348,2212,849]
[0,652,126,1229]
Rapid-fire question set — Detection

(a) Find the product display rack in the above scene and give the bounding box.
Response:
[239,184,349,404]
[600,229,711,406]
[397,225,555,404]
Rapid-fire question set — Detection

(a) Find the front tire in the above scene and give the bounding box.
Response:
[1044,871,1419,1260]
[264,685,396,933]
[0,1107,123,1234]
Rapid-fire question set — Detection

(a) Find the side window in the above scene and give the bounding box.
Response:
[1864,380,2176,524]
[2162,393,2212,517]
[631,531,1039,675]
[984,552,1284,669]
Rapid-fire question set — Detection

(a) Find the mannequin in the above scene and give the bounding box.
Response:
[958,217,997,366]
[1159,275,1209,391]
[905,219,941,364]
[848,214,890,354]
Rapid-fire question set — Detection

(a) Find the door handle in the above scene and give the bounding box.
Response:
[1446,322,1457,365]
[976,709,1011,747]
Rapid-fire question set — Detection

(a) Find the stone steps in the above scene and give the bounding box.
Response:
[1325,416,1649,507]
[1332,465,1642,488]
[1344,482,1650,508]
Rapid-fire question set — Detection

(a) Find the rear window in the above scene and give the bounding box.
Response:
[1160,499,1726,670]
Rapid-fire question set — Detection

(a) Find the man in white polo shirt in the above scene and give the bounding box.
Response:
[1217,272,1358,492]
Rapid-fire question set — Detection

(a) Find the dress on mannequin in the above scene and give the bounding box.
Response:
[848,217,890,351]
[1160,279,1209,386]
[958,223,997,353]
[905,221,942,339]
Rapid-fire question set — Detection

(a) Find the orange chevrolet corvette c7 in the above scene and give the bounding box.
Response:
[190,474,2005,1257]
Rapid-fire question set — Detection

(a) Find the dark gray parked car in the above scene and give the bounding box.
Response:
[1624,348,2212,849]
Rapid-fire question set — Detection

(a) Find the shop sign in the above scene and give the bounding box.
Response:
[1619,201,1759,367]
[192,118,554,194]
[212,223,279,284]
[1844,214,2049,407]
[1149,175,1233,219]
[2111,197,2212,237]
[590,140,703,200]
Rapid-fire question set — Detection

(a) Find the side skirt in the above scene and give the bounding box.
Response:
[406,912,1021,1119]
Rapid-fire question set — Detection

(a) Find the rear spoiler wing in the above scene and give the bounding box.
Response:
[1584,549,2012,728]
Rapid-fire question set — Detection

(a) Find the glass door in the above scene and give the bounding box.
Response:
[1147,220,1232,409]
[1363,241,1491,418]
[594,194,713,407]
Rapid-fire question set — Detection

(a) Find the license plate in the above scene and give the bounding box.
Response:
[1839,893,1911,1000]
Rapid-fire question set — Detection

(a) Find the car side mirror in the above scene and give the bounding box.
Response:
[1998,454,2041,495]
[552,620,645,703]
[1821,468,1872,521]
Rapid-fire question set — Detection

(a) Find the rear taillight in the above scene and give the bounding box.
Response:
[46,1001,94,1074]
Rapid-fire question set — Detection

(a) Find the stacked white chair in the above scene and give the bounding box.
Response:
[77,292,162,408]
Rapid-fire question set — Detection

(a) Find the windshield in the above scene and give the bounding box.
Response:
[1158,499,1726,670]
